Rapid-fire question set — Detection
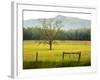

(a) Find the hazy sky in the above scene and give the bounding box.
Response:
[24,11,91,20]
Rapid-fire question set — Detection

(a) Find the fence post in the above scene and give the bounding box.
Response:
[36,52,38,62]
[62,52,64,60]
[78,52,81,63]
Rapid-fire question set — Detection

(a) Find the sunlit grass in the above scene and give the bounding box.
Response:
[23,40,91,69]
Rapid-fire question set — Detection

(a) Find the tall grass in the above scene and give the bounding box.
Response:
[23,40,91,69]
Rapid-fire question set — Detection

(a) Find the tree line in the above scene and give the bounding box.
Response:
[23,27,91,41]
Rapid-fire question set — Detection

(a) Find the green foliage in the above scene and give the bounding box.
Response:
[23,27,91,40]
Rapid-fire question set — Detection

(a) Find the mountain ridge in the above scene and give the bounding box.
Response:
[24,15,91,30]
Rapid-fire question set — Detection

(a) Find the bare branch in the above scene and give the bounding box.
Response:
[39,18,63,50]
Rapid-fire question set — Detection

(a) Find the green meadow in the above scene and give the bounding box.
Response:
[23,40,91,69]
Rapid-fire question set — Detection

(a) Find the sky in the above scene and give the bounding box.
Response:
[23,11,91,20]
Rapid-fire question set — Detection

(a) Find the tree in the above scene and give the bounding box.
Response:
[39,19,63,50]
[23,27,33,40]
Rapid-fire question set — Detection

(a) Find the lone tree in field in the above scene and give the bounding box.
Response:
[39,19,63,50]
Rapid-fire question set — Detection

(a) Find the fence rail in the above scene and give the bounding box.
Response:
[35,51,81,63]
[62,51,81,63]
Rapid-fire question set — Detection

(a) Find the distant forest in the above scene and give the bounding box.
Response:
[23,27,91,41]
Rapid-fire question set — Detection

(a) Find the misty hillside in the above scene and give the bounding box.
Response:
[24,15,91,30]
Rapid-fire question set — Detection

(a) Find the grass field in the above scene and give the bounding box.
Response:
[23,40,91,69]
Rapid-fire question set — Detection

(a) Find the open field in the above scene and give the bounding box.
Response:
[23,40,91,69]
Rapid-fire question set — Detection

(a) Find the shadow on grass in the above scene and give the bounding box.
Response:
[23,60,91,69]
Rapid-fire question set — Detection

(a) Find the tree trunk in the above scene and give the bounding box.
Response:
[49,40,52,50]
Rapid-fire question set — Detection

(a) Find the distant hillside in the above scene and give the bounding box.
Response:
[24,15,91,30]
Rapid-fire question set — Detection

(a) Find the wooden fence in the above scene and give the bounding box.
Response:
[62,51,81,63]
